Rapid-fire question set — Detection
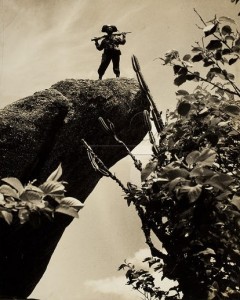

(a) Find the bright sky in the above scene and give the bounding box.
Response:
[0,1,238,299]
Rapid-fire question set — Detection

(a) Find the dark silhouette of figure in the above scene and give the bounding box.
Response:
[95,25,126,80]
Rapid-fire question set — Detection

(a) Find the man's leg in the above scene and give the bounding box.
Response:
[98,53,111,79]
[112,53,120,77]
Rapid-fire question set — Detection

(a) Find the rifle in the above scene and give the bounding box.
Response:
[91,32,131,42]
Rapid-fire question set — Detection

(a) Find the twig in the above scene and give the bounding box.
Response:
[194,8,207,26]
[98,117,143,171]
[186,68,240,96]
[81,139,128,193]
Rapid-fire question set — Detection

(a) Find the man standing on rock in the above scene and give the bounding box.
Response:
[94,25,126,80]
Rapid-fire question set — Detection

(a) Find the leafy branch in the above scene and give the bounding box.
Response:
[159,12,240,99]
[0,164,84,225]
[118,12,240,300]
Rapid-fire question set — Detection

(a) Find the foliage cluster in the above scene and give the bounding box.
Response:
[0,164,83,225]
[123,14,240,300]
[84,13,240,300]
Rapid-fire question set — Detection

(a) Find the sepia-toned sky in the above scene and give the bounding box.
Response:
[0,1,238,299]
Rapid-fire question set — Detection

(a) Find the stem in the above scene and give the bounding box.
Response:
[194,8,234,52]
[207,49,240,97]
[81,139,129,193]
[132,55,164,132]
[113,134,143,171]
[216,68,240,96]
[186,68,240,96]
[194,8,207,26]
[188,10,240,96]
[135,203,168,261]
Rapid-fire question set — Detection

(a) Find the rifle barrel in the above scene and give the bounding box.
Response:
[91,32,131,41]
[114,31,131,35]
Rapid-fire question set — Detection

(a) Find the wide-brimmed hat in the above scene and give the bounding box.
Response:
[101,25,118,33]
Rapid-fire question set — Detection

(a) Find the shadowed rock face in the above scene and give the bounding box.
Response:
[0,78,149,298]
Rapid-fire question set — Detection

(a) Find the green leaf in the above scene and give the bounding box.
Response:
[198,248,216,256]
[205,174,234,191]
[208,287,218,300]
[178,67,188,76]
[28,199,46,209]
[203,23,218,37]
[118,264,127,271]
[190,166,215,179]
[231,195,240,210]
[186,151,200,166]
[177,101,191,116]
[168,177,184,192]
[192,53,203,62]
[176,90,189,96]
[225,36,235,43]
[208,96,221,105]
[180,184,202,203]
[39,181,65,195]
[206,40,222,50]
[218,121,229,127]
[206,71,215,82]
[46,164,63,182]
[209,67,222,74]
[198,107,209,116]
[20,190,43,201]
[18,208,30,224]
[203,59,215,67]
[55,206,79,218]
[0,184,19,199]
[173,65,182,74]
[219,16,236,24]
[232,45,240,53]
[186,74,196,81]
[60,197,84,210]
[224,72,235,80]
[229,57,238,65]
[224,104,240,116]
[182,54,191,61]
[196,149,216,166]
[0,210,13,224]
[221,25,232,35]
[215,50,223,60]
[141,160,158,181]
[0,193,5,206]
[174,75,187,86]
[165,168,189,180]
[216,191,232,200]
[163,161,181,172]
[1,177,24,194]
[127,182,137,193]
[152,177,169,188]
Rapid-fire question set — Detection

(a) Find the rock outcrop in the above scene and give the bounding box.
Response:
[0,78,149,298]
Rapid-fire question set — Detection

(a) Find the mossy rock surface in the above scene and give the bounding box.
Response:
[0,78,149,298]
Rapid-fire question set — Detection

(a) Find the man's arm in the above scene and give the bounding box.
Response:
[117,34,126,45]
[95,39,104,51]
